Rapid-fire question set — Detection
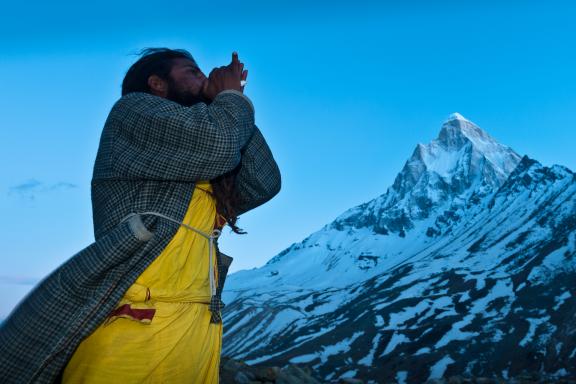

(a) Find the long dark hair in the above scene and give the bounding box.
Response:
[122,48,245,234]
[122,48,195,96]
[211,166,245,234]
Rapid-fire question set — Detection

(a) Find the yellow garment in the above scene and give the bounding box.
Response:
[63,181,222,383]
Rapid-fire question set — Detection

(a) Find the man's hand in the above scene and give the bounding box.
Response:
[202,52,249,101]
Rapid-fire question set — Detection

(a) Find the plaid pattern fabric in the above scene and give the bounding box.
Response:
[209,244,234,323]
[0,91,281,383]
[209,295,224,324]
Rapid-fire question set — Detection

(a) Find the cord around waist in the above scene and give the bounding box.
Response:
[119,211,223,324]
[122,282,212,304]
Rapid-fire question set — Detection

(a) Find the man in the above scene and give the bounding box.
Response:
[0,48,281,383]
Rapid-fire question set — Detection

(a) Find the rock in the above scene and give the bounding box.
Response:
[259,366,281,381]
[220,357,320,384]
[447,376,463,384]
[233,371,255,384]
[338,378,364,384]
[475,378,497,384]
[277,365,321,384]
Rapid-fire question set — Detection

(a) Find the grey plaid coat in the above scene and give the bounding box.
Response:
[0,90,281,383]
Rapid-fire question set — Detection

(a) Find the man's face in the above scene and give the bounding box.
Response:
[165,58,209,106]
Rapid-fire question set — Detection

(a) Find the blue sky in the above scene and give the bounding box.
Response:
[1,1,575,317]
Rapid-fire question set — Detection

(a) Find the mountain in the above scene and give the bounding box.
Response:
[221,114,576,383]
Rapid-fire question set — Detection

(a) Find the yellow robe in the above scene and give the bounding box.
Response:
[63,181,222,383]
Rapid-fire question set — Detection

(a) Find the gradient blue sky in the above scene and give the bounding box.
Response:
[1,1,575,317]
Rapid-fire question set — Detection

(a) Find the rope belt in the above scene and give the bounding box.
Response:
[119,212,223,323]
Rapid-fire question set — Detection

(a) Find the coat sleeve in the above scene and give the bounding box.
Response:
[234,126,281,216]
[111,91,256,181]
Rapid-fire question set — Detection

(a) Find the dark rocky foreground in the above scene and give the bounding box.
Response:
[220,357,321,383]
[220,357,576,384]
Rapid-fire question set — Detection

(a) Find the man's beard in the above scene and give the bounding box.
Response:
[165,78,211,107]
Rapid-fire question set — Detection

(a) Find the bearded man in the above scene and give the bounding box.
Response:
[0,48,281,383]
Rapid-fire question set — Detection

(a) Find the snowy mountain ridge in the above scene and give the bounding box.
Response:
[222,115,576,383]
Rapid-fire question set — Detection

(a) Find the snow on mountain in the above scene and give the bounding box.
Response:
[222,115,576,383]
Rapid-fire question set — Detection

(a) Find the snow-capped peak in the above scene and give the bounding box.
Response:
[438,114,491,149]
[445,112,468,122]
[386,114,522,211]
[428,115,521,184]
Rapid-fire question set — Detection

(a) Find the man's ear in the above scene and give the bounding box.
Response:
[147,75,168,96]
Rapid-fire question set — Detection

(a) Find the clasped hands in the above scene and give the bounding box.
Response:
[202,52,249,101]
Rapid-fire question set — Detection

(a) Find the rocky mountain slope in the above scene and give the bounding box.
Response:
[222,114,576,383]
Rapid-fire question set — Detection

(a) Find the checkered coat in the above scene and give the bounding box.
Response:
[0,90,281,383]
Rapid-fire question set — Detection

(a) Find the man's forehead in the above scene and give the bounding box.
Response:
[172,57,199,69]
